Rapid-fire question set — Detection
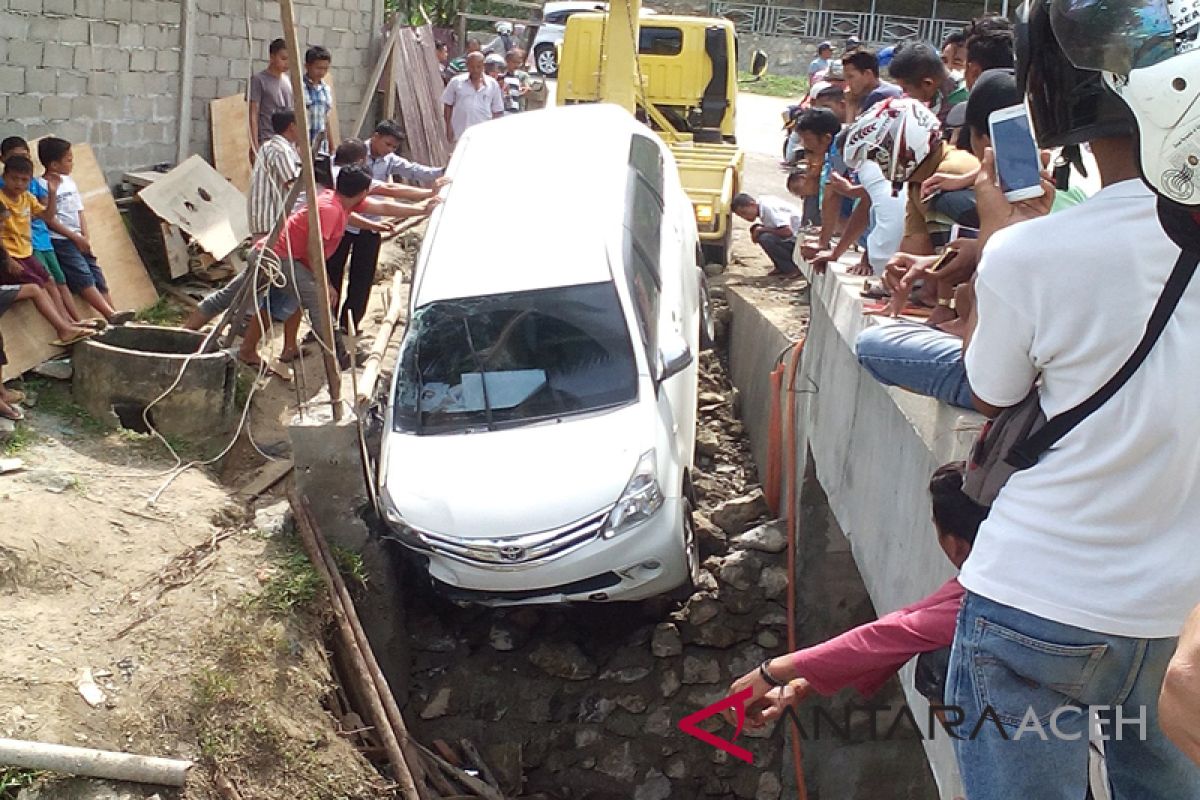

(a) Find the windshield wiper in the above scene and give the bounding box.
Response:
[462,317,495,432]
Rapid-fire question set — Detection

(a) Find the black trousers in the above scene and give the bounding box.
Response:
[325,228,382,332]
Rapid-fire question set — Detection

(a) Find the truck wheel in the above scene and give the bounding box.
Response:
[535,45,558,77]
[701,227,732,267]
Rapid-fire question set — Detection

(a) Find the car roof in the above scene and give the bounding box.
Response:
[412,105,650,308]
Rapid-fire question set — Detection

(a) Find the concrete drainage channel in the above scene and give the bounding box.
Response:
[367,293,797,800]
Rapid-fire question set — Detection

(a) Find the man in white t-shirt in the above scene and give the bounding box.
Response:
[947,6,1200,797]
[732,192,803,277]
[441,52,504,144]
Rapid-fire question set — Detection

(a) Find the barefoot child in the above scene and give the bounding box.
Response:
[37,137,132,325]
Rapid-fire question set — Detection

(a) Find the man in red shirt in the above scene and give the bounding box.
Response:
[242,164,435,368]
[725,462,986,722]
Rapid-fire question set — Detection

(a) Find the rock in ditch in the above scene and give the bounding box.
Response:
[699,390,726,406]
[758,771,783,800]
[32,359,72,381]
[634,769,672,800]
[682,655,721,684]
[696,427,722,459]
[759,565,789,599]
[711,489,769,535]
[693,512,727,556]
[419,686,451,720]
[596,742,638,782]
[644,706,673,736]
[530,641,597,680]
[253,500,292,538]
[659,669,681,698]
[716,549,762,592]
[731,520,787,554]
[651,623,683,658]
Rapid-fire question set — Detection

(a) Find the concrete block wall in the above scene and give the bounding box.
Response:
[1,0,383,183]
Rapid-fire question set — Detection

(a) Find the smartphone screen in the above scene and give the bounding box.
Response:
[950,224,979,241]
[990,108,1042,197]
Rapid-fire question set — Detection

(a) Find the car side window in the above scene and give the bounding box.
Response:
[625,135,665,369]
[638,27,683,56]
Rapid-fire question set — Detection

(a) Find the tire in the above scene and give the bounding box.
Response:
[535,45,558,77]
[701,226,732,267]
[681,497,701,589]
[698,273,715,351]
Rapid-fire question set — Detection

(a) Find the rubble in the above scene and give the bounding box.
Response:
[711,489,770,535]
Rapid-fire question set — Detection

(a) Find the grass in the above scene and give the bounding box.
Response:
[21,377,108,435]
[257,543,323,616]
[2,424,36,457]
[135,296,189,326]
[0,768,42,799]
[739,71,809,98]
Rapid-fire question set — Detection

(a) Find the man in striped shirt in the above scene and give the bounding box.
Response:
[249,110,301,239]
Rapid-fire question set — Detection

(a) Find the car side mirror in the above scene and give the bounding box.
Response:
[750,50,768,78]
[657,334,693,383]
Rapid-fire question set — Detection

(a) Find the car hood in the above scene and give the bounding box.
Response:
[381,402,651,538]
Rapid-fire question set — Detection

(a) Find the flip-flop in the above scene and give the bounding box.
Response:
[238,356,292,382]
[0,404,24,421]
[50,329,95,347]
[278,349,302,364]
[79,318,108,330]
[109,310,136,325]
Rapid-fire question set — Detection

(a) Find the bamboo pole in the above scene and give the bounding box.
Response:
[0,738,192,787]
[356,271,407,405]
[279,0,344,420]
[289,494,427,800]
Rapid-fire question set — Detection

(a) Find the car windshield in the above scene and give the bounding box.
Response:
[393,282,639,434]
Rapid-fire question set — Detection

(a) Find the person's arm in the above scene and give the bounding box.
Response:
[248,102,260,150]
[357,196,438,219]
[371,183,435,201]
[725,579,964,728]
[964,261,1038,418]
[347,212,392,233]
[443,103,455,143]
[491,81,504,119]
[1160,604,1200,767]
[35,178,56,225]
[389,157,444,186]
[812,197,871,273]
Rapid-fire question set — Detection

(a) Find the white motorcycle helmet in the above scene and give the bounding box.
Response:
[1047,0,1200,205]
[842,97,942,182]
[496,21,514,35]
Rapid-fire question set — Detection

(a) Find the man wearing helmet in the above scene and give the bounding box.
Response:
[485,21,517,57]
[946,2,1200,797]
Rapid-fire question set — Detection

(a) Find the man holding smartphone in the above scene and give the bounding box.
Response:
[947,3,1200,798]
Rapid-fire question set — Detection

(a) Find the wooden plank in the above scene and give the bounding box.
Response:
[394,25,451,169]
[161,222,191,280]
[137,155,250,261]
[326,72,341,150]
[236,458,293,498]
[1,143,159,377]
[210,95,252,194]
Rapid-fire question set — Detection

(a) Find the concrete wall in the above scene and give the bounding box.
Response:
[1,0,384,183]
[724,264,986,797]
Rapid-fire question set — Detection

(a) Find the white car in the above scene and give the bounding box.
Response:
[531,1,655,77]
[379,104,712,605]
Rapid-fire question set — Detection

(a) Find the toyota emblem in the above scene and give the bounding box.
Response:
[498,545,525,562]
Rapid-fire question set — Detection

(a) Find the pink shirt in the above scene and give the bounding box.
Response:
[792,578,964,697]
[272,189,351,265]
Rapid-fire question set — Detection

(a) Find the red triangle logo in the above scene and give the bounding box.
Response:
[677,686,755,764]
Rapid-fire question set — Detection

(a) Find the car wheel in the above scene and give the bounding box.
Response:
[698,274,715,351]
[682,497,701,588]
[535,45,558,77]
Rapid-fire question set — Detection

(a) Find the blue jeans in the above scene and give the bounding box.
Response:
[51,238,109,293]
[854,321,973,408]
[948,591,1200,800]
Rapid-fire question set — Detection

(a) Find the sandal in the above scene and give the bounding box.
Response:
[79,318,108,330]
[109,310,136,325]
[50,329,95,347]
[860,280,889,300]
[0,402,24,421]
[278,349,302,364]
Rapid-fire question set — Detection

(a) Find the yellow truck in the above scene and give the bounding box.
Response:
[555,9,764,264]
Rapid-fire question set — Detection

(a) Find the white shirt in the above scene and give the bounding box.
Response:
[963,179,1200,638]
[49,174,83,239]
[857,161,905,271]
[441,74,504,141]
[757,196,802,236]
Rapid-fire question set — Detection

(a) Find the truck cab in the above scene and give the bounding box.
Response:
[556,14,740,142]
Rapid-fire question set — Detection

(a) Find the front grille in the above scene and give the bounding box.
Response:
[415,506,614,568]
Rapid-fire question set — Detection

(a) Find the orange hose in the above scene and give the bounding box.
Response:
[781,337,809,800]
[764,361,786,514]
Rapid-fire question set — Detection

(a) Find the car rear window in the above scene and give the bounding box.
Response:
[393,282,639,434]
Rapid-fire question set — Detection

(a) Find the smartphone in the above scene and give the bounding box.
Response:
[924,248,958,276]
[989,105,1045,202]
[949,224,979,241]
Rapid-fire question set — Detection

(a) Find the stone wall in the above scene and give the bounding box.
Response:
[0,0,384,183]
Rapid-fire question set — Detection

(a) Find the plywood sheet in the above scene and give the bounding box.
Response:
[394,25,452,168]
[211,95,253,194]
[1,142,159,377]
[137,155,249,261]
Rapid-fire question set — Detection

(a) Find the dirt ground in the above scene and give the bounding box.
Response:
[0,232,421,799]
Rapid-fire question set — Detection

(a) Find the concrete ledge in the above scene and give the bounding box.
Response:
[726,260,986,798]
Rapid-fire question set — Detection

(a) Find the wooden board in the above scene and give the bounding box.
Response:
[393,25,452,168]
[326,73,341,151]
[137,155,250,261]
[211,95,253,194]
[1,143,159,378]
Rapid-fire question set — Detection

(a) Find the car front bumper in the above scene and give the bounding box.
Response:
[392,498,689,605]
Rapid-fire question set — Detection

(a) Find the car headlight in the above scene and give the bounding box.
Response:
[382,502,429,550]
[605,450,664,538]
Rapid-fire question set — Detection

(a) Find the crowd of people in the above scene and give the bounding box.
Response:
[729,4,1200,798]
